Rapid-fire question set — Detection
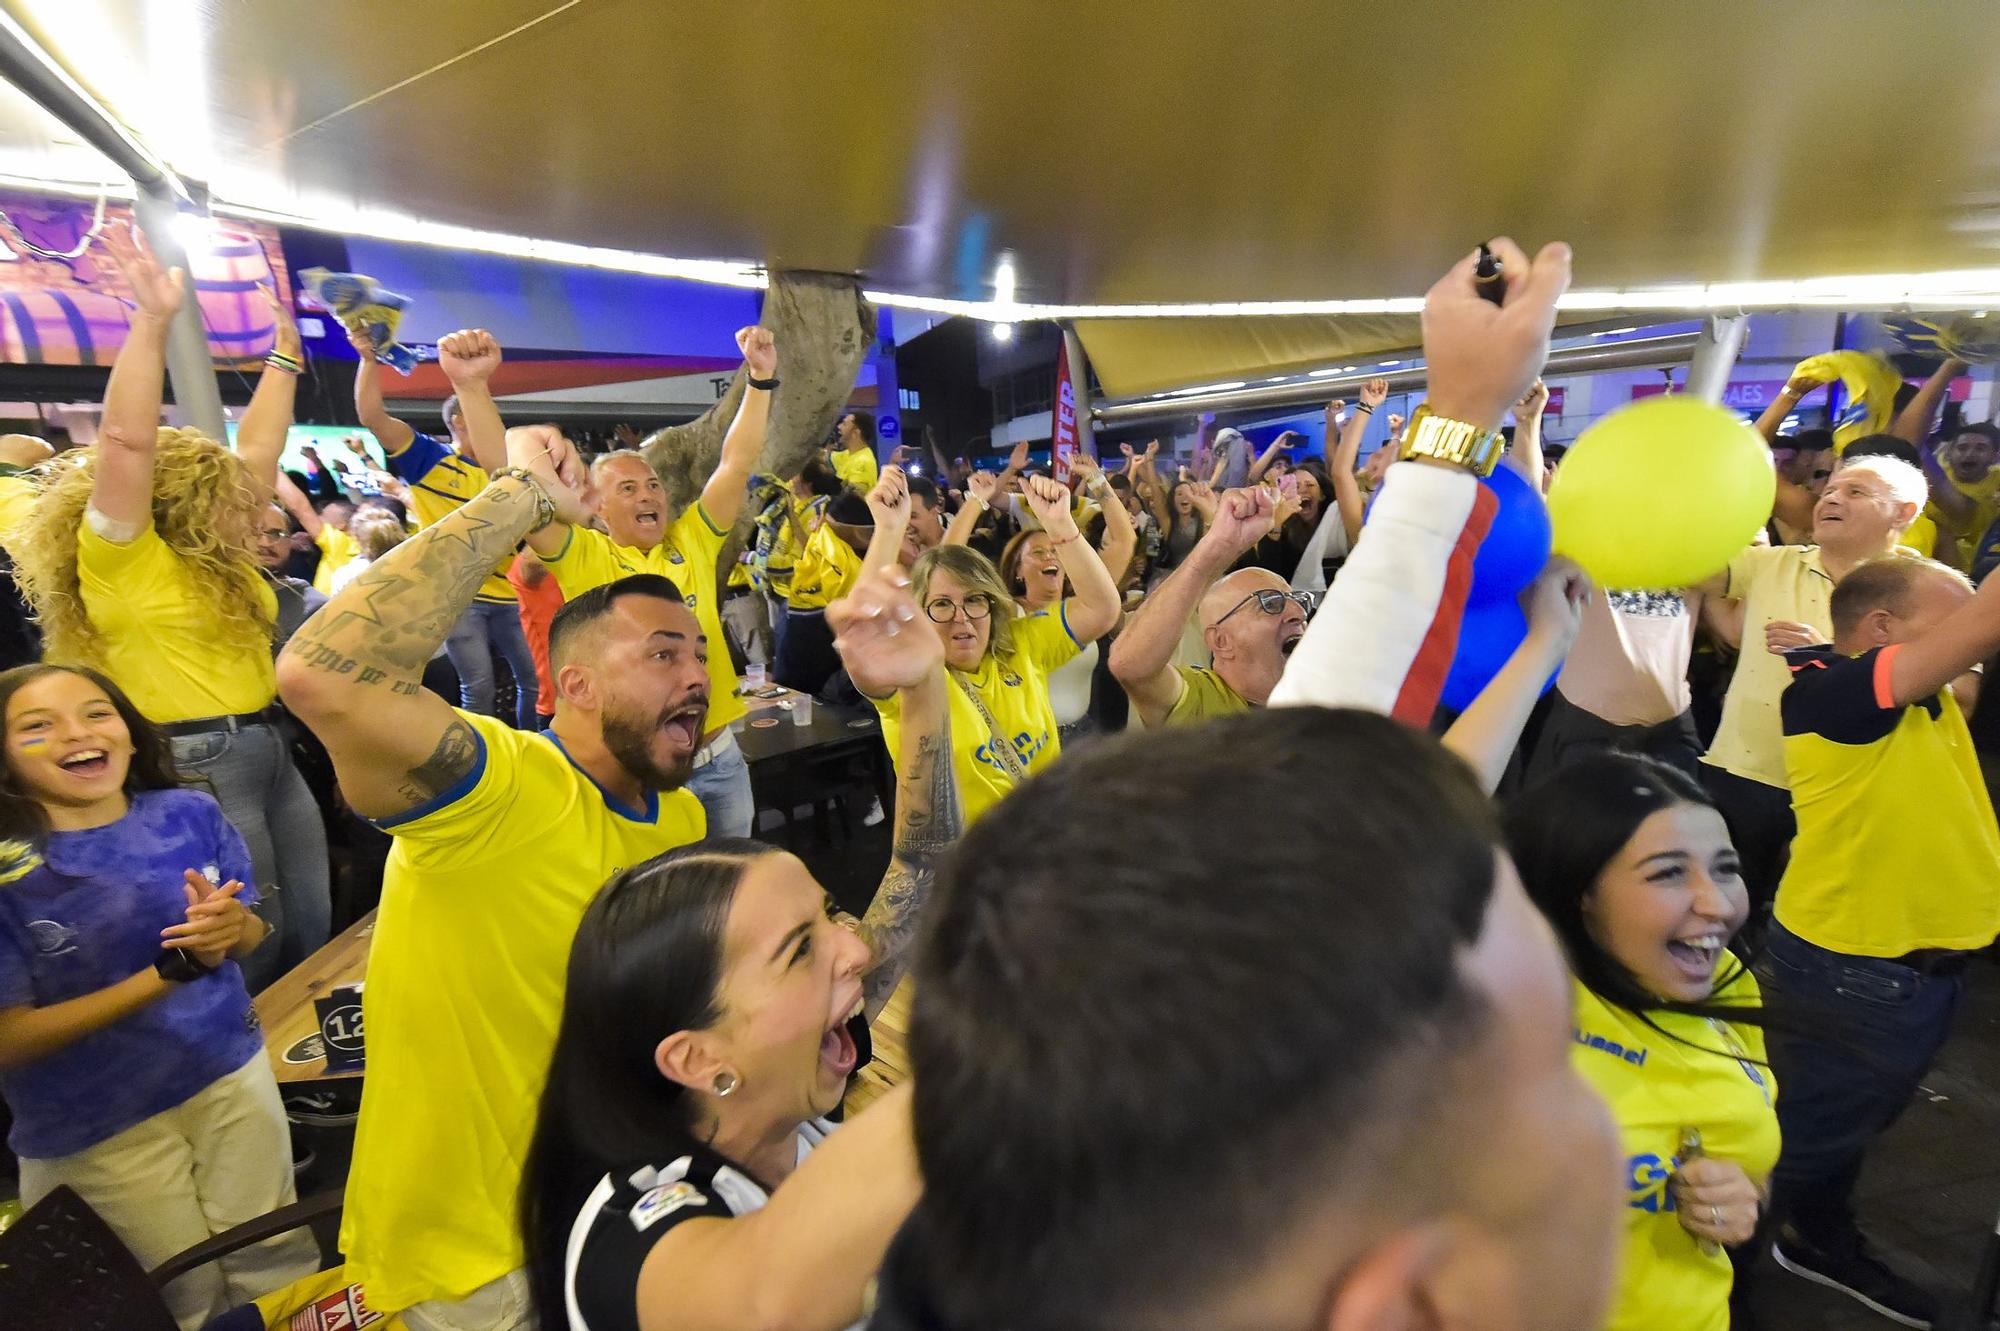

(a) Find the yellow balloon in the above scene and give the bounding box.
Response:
[1547,396,1774,590]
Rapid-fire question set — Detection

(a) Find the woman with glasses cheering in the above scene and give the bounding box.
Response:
[871,474,1120,824]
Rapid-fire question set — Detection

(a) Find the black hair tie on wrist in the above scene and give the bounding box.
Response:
[748,374,781,391]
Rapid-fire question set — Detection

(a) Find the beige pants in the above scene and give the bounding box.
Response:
[402,1268,536,1331]
[18,1053,321,1331]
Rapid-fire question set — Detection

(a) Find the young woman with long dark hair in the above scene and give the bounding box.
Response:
[0,663,313,1329]
[521,568,959,1331]
[1504,752,1776,1331]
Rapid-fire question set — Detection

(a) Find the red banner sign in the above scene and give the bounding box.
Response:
[1051,338,1079,482]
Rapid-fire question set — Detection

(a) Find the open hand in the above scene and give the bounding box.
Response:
[506,424,596,526]
[967,470,999,506]
[1670,1156,1762,1248]
[438,328,502,385]
[163,871,252,969]
[1764,619,1824,655]
[100,222,185,321]
[1422,237,1572,431]
[260,284,301,360]
[737,326,778,380]
[830,567,941,695]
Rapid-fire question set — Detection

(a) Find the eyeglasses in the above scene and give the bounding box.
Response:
[1214,588,1315,627]
[925,593,995,624]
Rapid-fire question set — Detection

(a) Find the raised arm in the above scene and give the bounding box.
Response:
[1441,558,1589,792]
[943,470,997,547]
[633,1083,917,1331]
[1109,488,1273,726]
[90,224,185,533]
[1022,473,1120,642]
[233,285,302,496]
[828,567,960,1016]
[1246,434,1290,484]
[698,327,777,527]
[1134,443,1171,531]
[277,429,593,818]
[1893,357,1966,444]
[349,325,416,456]
[1755,364,1828,445]
[1073,453,1138,585]
[437,328,506,473]
[1271,238,1573,722]
[1328,396,1369,547]
[274,473,323,538]
[862,465,913,576]
[1504,379,1549,492]
[1920,438,1979,530]
[1886,565,2000,705]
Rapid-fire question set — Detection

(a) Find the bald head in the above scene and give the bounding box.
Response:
[1200,568,1291,632]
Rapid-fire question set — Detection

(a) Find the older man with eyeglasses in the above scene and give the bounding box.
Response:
[1111,486,1311,727]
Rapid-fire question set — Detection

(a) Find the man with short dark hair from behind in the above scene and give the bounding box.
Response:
[1758,554,2000,1323]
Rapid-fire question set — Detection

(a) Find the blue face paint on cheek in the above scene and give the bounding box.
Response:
[16,737,46,751]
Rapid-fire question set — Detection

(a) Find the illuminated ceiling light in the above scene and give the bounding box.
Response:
[1307,368,1344,378]
[1380,359,1401,366]
[993,252,1017,306]
[1601,326,1641,336]
[992,322,1014,342]
[171,209,214,255]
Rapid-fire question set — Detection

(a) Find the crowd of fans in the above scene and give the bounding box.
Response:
[0,223,1997,1331]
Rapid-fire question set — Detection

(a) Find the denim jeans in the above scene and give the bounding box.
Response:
[167,721,330,992]
[1755,920,1963,1245]
[445,600,539,730]
[684,729,754,838]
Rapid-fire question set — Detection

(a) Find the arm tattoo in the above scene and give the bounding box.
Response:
[859,713,961,1012]
[283,481,539,681]
[394,719,480,807]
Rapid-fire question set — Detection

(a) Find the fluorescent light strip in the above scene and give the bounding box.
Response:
[0,8,187,198]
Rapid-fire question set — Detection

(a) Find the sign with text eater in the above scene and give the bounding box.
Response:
[1051,337,1079,483]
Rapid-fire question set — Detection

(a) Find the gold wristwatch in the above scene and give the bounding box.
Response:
[1399,405,1506,476]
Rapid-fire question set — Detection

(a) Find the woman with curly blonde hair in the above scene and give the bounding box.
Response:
[10,225,327,987]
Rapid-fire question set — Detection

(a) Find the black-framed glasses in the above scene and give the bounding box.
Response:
[925,593,996,624]
[1215,588,1314,627]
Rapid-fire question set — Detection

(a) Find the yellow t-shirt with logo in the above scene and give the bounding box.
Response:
[385,432,515,604]
[872,606,1082,824]
[1777,644,2000,956]
[1571,968,1778,1331]
[1702,544,1833,790]
[765,496,826,601]
[1928,460,2000,566]
[312,524,359,595]
[73,522,277,722]
[830,444,879,492]
[0,470,36,551]
[788,521,864,613]
[1163,665,1251,726]
[540,504,746,731]
[341,712,705,1312]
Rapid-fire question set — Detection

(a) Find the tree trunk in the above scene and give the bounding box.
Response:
[642,270,876,506]
[640,270,876,665]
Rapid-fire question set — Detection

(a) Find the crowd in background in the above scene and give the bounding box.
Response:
[0,226,1998,1331]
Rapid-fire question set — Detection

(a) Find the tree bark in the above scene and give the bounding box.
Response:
[642,270,876,507]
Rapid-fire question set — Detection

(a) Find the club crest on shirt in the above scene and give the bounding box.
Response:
[629,1180,707,1231]
[1001,670,1022,687]
[26,918,76,956]
[667,549,686,566]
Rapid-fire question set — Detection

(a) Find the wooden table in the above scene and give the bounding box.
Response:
[247,902,914,1110]
[254,910,374,1086]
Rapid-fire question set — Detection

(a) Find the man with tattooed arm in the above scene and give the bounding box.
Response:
[276,425,711,1330]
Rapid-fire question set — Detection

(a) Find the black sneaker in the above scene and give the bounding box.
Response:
[1772,1227,1937,1328]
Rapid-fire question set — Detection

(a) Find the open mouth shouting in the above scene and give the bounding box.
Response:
[657,698,709,754]
[820,990,866,1080]
[631,504,664,538]
[1665,930,1725,984]
[56,748,112,779]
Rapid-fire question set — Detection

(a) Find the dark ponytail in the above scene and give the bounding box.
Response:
[519,838,768,1328]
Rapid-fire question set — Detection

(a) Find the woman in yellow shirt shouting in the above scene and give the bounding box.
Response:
[868,472,1119,824]
[13,226,329,988]
[1504,753,1777,1331]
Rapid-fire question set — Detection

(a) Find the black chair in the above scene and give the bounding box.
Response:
[0,1184,342,1331]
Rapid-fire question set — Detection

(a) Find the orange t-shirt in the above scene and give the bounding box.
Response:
[506,554,565,719]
